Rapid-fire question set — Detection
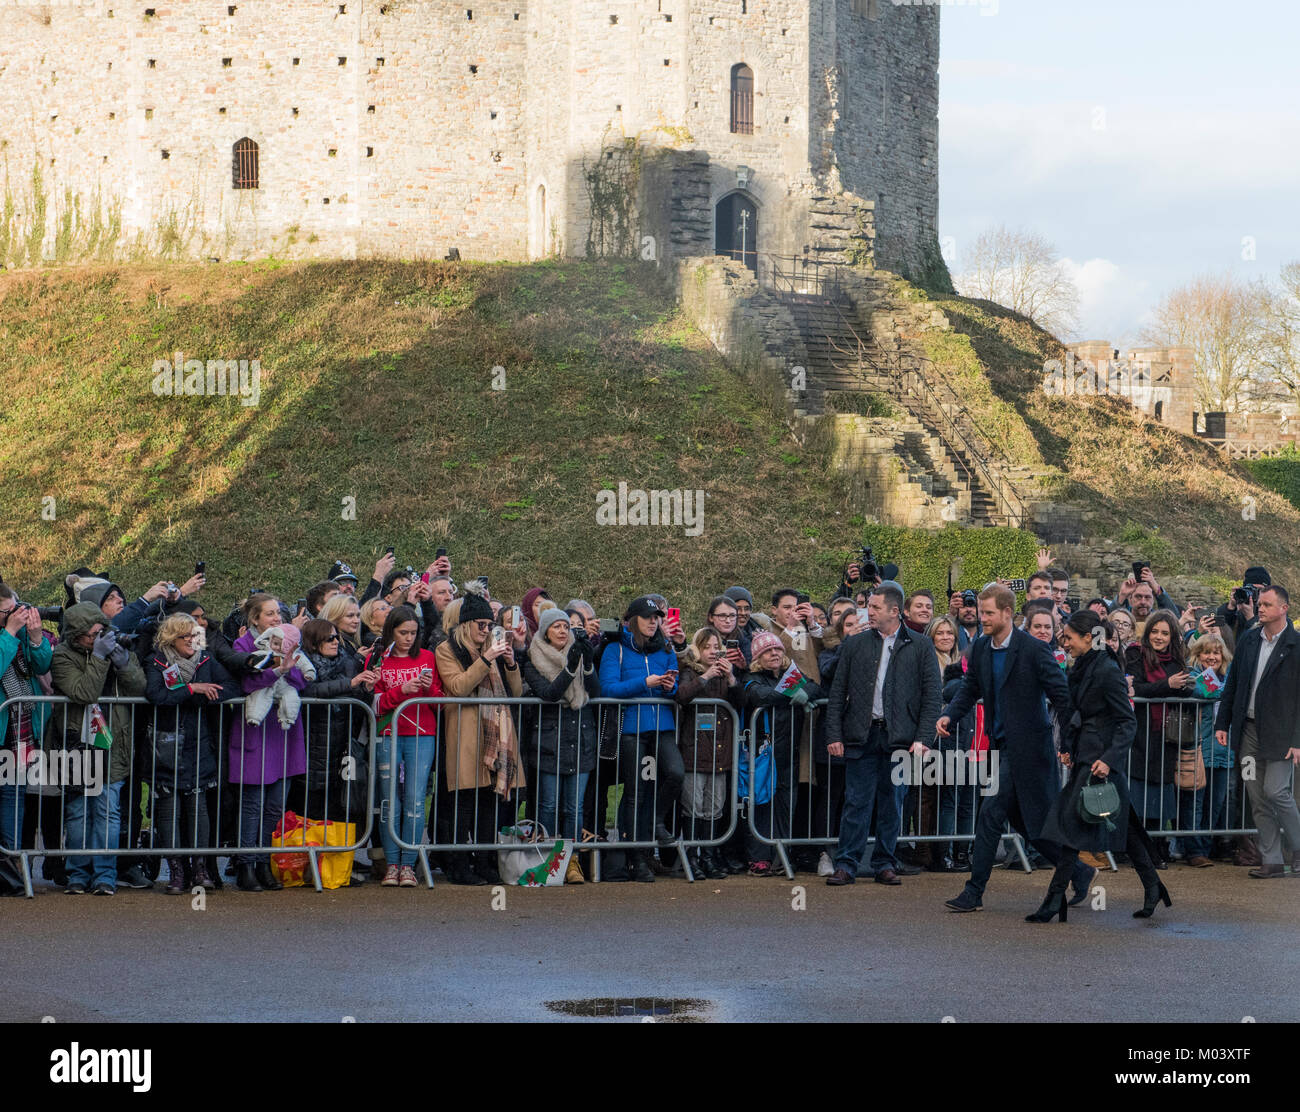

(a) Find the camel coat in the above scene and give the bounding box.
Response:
[435,637,526,791]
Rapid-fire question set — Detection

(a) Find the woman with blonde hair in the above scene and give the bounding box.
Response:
[1180,634,1234,866]
[319,593,363,656]
[144,612,229,894]
[926,615,961,673]
[923,613,969,873]
[359,598,390,649]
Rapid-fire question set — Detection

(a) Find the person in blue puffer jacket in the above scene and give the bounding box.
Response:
[597,596,682,882]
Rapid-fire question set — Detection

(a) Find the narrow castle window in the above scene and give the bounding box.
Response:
[731,63,754,134]
[232,137,259,189]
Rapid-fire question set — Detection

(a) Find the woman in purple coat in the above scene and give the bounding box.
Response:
[228,594,307,892]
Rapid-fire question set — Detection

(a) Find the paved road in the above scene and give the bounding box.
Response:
[4,865,1296,1022]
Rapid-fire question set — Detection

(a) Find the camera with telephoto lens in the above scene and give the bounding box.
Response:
[960,590,978,608]
[37,604,65,623]
[1232,585,1257,606]
[114,631,139,648]
[857,546,879,582]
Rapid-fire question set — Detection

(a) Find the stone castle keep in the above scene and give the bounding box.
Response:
[2,0,946,283]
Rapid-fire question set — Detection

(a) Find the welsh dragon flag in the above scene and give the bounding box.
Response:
[1053,648,1068,671]
[1193,667,1223,698]
[775,662,810,699]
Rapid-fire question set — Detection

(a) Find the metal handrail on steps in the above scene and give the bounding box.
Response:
[818,309,1028,529]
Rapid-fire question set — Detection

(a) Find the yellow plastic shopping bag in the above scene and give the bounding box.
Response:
[271,812,356,889]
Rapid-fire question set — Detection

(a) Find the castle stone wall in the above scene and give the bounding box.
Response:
[1,0,943,273]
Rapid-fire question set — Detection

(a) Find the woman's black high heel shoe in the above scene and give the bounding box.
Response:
[1133,880,1172,918]
[1025,891,1068,923]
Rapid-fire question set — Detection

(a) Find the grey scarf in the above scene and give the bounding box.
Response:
[527,634,589,711]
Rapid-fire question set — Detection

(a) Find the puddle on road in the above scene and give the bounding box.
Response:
[544,997,712,1022]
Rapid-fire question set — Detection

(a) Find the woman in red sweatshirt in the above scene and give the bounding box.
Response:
[372,605,443,887]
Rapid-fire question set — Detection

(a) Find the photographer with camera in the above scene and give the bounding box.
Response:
[66,569,206,637]
[0,587,54,853]
[833,547,887,603]
[952,589,980,651]
[722,587,763,660]
[50,602,147,895]
[1214,566,1270,651]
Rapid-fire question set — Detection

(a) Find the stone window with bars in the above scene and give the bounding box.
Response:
[232,136,259,188]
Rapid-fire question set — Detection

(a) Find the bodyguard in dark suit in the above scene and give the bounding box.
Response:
[1215,585,1300,878]
[825,583,942,886]
[936,585,1093,911]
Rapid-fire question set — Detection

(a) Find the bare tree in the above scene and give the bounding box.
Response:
[1258,261,1300,412]
[955,225,1080,337]
[1140,272,1270,413]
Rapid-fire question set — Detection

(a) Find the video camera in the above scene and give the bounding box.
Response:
[855,546,879,583]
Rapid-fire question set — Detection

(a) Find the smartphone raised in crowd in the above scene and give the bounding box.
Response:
[665,607,681,626]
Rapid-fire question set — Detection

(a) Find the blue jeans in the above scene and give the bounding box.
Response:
[0,783,23,852]
[377,734,436,868]
[834,728,903,877]
[537,771,591,842]
[65,779,124,890]
[1179,768,1230,858]
[234,780,287,867]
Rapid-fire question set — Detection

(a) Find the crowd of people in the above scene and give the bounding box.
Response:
[0,545,1296,913]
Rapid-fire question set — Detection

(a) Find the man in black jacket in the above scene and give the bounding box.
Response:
[825,583,942,886]
[1215,584,1300,878]
[937,584,1093,912]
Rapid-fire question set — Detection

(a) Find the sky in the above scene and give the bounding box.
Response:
[937,0,1300,345]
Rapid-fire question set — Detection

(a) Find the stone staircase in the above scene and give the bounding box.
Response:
[779,289,1013,527]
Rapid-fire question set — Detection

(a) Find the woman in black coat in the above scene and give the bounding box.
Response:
[520,609,599,884]
[144,613,232,893]
[295,619,377,824]
[1028,612,1170,923]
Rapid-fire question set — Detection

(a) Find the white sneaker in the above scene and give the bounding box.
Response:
[817,852,834,877]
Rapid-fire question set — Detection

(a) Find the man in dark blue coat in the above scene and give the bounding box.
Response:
[936,584,1093,912]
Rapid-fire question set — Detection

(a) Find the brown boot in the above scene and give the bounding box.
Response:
[164,858,186,895]
[191,858,215,890]
[1233,836,1262,867]
[565,856,585,885]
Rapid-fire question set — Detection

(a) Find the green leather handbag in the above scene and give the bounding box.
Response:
[1078,773,1120,832]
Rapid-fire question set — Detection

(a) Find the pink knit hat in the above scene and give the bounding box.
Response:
[275,624,301,654]
[750,631,783,659]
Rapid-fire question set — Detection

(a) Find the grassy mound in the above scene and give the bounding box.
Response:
[0,259,865,615]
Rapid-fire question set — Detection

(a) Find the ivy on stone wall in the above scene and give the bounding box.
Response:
[854,522,1040,598]
[583,136,643,260]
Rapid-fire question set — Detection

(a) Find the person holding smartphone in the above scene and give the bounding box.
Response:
[705,596,750,672]
[372,605,442,887]
[597,596,683,882]
[435,591,525,885]
[0,589,54,853]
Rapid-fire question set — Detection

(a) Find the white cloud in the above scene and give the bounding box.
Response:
[940,100,1300,197]
[1059,257,1153,344]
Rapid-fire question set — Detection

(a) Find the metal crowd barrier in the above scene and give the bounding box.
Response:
[1127,695,1264,846]
[0,695,376,898]
[742,695,1265,879]
[382,696,741,885]
[1,688,1269,898]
